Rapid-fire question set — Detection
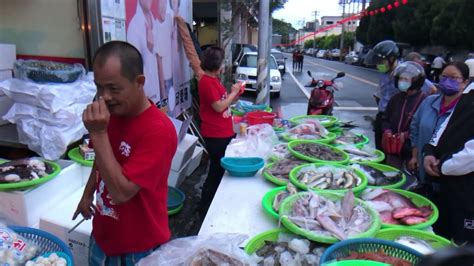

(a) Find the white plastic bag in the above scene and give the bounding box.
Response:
[0,75,95,113]
[225,124,278,159]
[137,234,256,266]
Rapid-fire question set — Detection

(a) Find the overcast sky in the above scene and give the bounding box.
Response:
[272,0,353,29]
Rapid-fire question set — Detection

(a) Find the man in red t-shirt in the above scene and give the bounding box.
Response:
[73,41,177,265]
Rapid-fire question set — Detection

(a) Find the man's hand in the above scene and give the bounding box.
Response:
[73,196,95,220]
[408,156,418,171]
[83,97,110,134]
[424,155,440,177]
[230,82,242,96]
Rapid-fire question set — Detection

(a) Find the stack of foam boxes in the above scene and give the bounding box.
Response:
[168,133,204,187]
[0,43,15,125]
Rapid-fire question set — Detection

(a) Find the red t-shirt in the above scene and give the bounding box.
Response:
[198,74,234,138]
[92,104,178,256]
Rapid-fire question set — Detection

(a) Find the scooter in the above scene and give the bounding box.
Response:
[305,71,345,115]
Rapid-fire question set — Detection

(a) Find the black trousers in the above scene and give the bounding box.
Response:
[200,136,234,215]
[373,112,384,151]
[432,68,442,83]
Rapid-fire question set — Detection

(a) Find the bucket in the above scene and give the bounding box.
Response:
[246,111,276,126]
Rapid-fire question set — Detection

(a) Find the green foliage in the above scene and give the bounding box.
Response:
[273,18,296,44]
[356,0,474,49]
[304,32,355,50]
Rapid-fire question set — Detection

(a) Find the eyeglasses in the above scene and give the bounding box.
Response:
[440,74,464,81]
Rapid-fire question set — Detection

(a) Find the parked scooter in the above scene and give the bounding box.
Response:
[305,71,345,115]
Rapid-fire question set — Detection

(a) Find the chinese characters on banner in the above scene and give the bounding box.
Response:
[125,0,192,117]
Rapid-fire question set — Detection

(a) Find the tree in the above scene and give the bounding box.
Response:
[273,18,296,44]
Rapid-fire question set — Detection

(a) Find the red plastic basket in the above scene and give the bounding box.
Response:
[246,111,276,125]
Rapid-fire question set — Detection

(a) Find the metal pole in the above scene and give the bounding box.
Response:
[339,0,346,61]
[312,11,318,52]
[256,0,270,105]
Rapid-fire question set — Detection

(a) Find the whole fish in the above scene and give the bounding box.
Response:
[401,216,427,225]
[316,214,347,240]
[395,236,435,255]
[392,207,424,219]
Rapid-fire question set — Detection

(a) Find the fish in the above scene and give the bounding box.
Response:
[366,200,393,213]
[289,216,323,231]
[395,236,436,255]
[273,191,290,212]
[418,206,433,217]
[400,216,427,225]
[341,189,355,219]
[352,164,403,186]
[361,188,388,201]
[379,211,400,224]
[316,214,348,240]
[392,207,424,219]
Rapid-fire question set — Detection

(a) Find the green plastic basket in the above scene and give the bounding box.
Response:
[0,160,61,191]
[290,115,339,128]
[244,228,292,254]
[262,186,287,220]
[355,162,406,189]
[281,131,337,144]
[375,228,452,249]
[289,163,368,194]
[323,260,389,266]
[67,147,93,167]
[279,191,381,244]
[288,140,350,165]
[263,162,291,186]
[377,188,439,230]
[168,204,183,216]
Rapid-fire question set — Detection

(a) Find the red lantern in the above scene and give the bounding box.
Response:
[402,0,408,4]
[387,4,393,10]
[394,1,400,7]
[369,11,374,16]
[381,7,386,13]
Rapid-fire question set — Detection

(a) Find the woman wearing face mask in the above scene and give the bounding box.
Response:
[381,62,427,169]
[409,63,469,197]
[198,46,242,217]
[369,40,400,150]
[422,62,473,243]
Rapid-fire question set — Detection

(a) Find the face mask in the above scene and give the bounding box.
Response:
[377,63,389,73]
[398,80,411,92]
[439,77,461,96]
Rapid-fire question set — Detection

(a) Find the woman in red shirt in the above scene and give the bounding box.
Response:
[198,46,241,216]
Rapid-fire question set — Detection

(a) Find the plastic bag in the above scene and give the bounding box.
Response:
[0,223,39,265]
[225,124,278,159]
[137,234,256,266]
[0,74,95,113]
[285,123,328,140]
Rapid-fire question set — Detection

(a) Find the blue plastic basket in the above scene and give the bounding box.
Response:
[9,226,74,265]
[320,238,423,265]
[168,186,186,209]
[221,157,264,177]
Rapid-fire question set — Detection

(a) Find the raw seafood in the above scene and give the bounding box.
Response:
[395,236,436,255]
[339,249,411,266]
[285,123,328,140]
[333,130,365,146]
[253,233,327,266]
[264,157,305,182]
[281,190,373,240]
[343,146,379,162]
[270,143,290,161]
[0,158,53,183]
[352,164,403,186]
[273,183,298,212]
[26,253,67,266]
[361,188,433,225]
[292,143,344,161]
[296,165,361,190]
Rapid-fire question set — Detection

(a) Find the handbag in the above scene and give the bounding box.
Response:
[382,93,424,155]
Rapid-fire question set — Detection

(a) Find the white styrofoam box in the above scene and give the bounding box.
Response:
[186,146,204,176]
[171,133,197,171]
[0,44,16,70]
[0,160,82,226]
[168,157,192,187]
[0,95,13,125]
[0,69,12,82]
[40,187,92,266]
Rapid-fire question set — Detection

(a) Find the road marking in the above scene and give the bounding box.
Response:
[288,66,378,112]
[288,68,310,99]
[306,60,378,87]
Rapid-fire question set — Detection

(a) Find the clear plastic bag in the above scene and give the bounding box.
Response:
[0,223,39,265]
[137,234,256,266]
[225,124,279,159]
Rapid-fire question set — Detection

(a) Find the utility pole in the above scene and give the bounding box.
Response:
[339,0,346,62]
[312,11,318,52]
[256,0,270,105]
